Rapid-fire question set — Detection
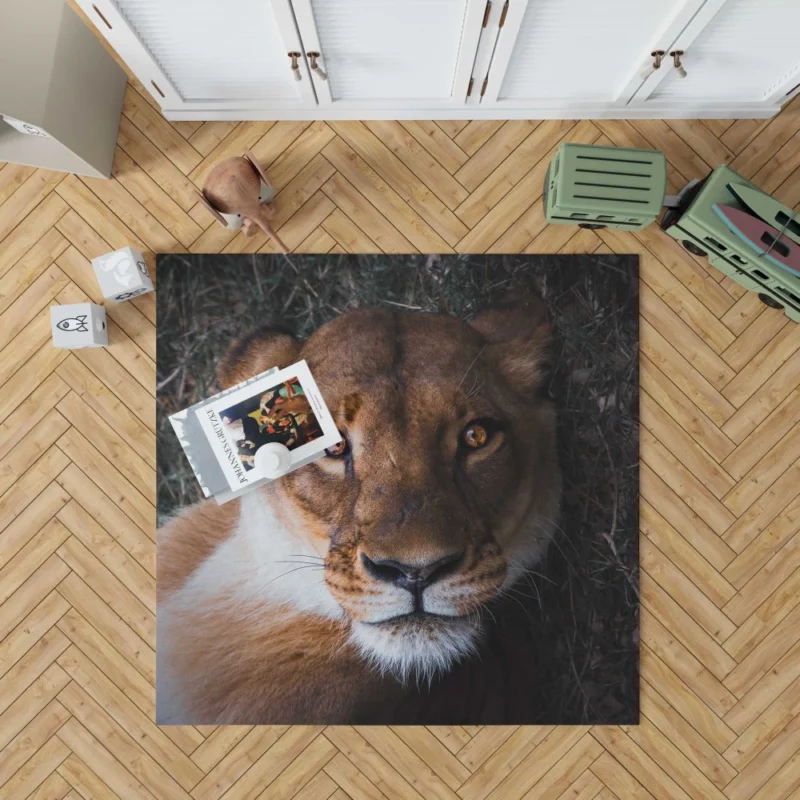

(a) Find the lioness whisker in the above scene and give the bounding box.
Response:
[260,565,327,588]
[276,553,325,564]
[505,584,543,606]
[498,586,538,613]
[521,580,543,610]
[534,521,580,570]
[456,344,486,391]
[480,603,498,627]
[536,515,580,554]
[516,567,557,585]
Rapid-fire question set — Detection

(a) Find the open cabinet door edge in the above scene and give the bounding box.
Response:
[479,0,530,104]
[73,0,184,108]
[75,0,320,112]
[289,0,333,105]
[269,0,319,107]
[288,0,488,108]
[626,0,729,105]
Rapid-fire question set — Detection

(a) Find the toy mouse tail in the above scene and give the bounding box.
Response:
[255,215,289,253]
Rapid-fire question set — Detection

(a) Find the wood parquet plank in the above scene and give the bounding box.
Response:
[0,164,36,206]
[1,56,799,796]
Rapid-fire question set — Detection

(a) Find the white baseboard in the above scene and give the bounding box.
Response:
[162,104,779,122]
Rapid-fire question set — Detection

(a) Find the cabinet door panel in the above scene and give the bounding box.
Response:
[487,0,703,106]
[646,0,800,104]
[83,0,315,108]
[292,0,485,106]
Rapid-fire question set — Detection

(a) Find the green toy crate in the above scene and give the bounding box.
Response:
[543,143,667,231]
[661,165,800,323]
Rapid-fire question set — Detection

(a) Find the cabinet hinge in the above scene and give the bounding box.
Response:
[482,0,492,27]
[480,77,488,97]
[467,77,474,97]
[499,0,509,27]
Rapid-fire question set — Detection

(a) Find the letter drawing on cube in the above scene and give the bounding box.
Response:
[92,246,154,302]
[51,303,108,349]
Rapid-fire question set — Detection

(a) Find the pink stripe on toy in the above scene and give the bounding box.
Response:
[713,204,800,276]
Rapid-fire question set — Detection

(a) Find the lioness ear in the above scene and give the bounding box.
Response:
[470,294,551,394]
[218,324,302,389]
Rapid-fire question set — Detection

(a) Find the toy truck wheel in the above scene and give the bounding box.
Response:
[682,240,707,257]
[758,293,784,310]
[578,223,607,230]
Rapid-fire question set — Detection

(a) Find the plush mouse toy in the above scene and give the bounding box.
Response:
[197,149,288,253]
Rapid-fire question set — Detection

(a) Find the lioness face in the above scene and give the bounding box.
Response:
[219,299,561,681]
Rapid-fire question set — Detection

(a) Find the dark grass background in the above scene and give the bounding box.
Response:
[157,253,639,724]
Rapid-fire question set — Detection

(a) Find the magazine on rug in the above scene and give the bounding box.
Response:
[169,359,341,502]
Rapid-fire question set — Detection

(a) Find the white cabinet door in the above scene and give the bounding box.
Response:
[633,0,800,109]
[480,0,707,109]
[75,0,316,111]
[290,0,487,108]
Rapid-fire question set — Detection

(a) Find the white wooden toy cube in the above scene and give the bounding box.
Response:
[91,246,154,302]
[51,303,107,349]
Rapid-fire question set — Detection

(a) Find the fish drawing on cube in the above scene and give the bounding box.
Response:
[51,303,108,349]
[92,246,154,302]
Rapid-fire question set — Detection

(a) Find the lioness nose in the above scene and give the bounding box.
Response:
[361,551,463,592]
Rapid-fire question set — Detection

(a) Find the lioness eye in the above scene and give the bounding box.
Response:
[462,423,489,449]
[326,436,350,458]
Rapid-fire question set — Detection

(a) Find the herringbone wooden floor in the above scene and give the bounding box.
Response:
[2,65,800,798]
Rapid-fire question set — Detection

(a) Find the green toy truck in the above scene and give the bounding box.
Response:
[660,165,800,323]
[543,142,800,322]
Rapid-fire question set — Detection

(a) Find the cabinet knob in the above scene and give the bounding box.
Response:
[640,50,665,81]
[288,52,302,81]
[307,52,327,81]
[670,50,687,79]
